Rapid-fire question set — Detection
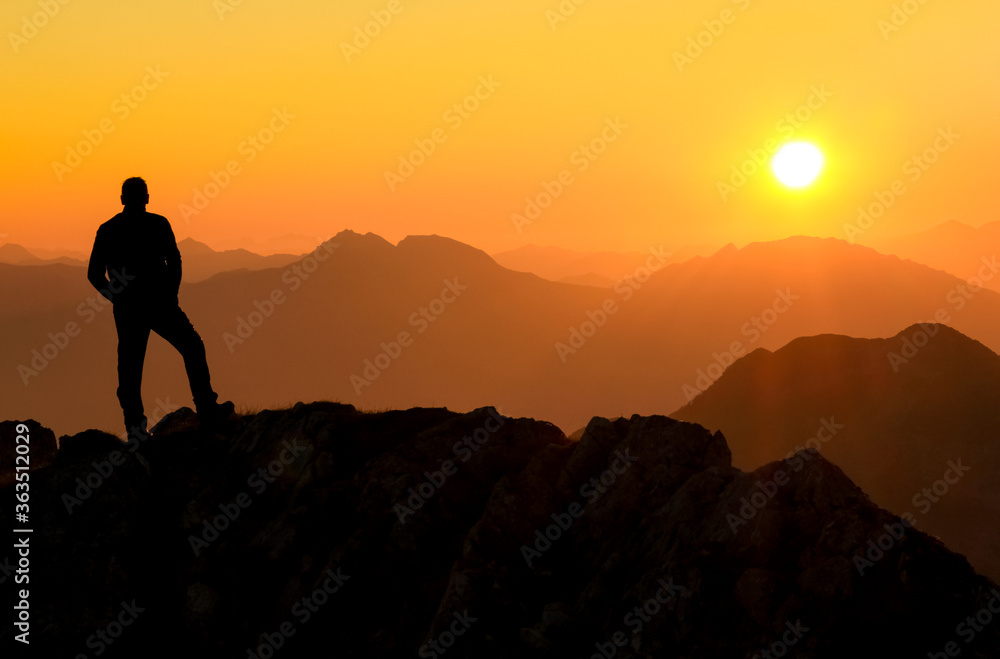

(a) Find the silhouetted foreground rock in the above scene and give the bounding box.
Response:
[2,403,999,657]
[0,419,56,490]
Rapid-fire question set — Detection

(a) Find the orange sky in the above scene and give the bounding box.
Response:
[2,0,998,255]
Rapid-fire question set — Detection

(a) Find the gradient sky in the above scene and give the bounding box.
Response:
[3,0,998,255]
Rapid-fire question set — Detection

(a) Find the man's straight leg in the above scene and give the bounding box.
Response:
[114,305,151,434]
[151,304,219,412]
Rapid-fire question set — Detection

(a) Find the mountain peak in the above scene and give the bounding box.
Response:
[397,234,499,267]
[0,242,38,263]
[177,237,216,255]
[329,229,395,251]
[675,322,1000,582]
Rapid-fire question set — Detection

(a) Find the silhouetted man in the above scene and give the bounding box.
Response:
[88,177,233,439]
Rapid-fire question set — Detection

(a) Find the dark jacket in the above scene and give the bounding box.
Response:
[88,210,182,306]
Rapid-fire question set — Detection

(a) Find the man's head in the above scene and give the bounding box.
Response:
[121,177,149,209]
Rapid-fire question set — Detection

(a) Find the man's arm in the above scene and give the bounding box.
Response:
[163,219,182,295]
[87,228,114,301]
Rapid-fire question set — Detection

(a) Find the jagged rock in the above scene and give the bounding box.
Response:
[0,419,57,489]
[2,403,999,657]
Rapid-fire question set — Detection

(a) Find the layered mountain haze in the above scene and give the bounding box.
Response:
[6,232,1000,438]
[175,238,300,283]
[0,240,300,283]
[491,244,717,288]
[873,221,1000,293]
[7,0,999,651]
[675,324,1000,581]
[0,243,85,267]
[3,405,999,656]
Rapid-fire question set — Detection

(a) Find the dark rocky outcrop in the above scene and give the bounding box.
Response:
[675,323,1000,583]
[0,419,57,489]
[2,404,998,657]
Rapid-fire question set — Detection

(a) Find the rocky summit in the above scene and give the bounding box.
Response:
[2,403,999,657]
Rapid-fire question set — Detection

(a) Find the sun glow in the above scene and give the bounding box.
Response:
[772,142,825,189]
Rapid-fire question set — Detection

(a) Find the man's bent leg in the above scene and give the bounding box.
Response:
[151,304,219,412]
[114,305,151,435]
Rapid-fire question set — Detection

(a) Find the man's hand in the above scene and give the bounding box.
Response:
[88,233,114,302]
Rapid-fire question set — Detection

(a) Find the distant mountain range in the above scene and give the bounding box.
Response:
[3,406,998,655]
[0,243,85,267]
[0,239,299,283]
[676,324,1000,582]
[492,243,716,287]
[872,220,1000,292]
[174,238,300,282]
[5,231,1000,439]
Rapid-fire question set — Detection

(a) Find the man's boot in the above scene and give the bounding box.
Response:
[197,400,235,428]
[125,416,151,444]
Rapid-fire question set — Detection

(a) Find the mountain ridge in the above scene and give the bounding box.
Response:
[6,231,1000,438]
[675,321,1000,582]
[3,404,999,656]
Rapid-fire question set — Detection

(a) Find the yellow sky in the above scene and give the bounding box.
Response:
[2,0,998,254]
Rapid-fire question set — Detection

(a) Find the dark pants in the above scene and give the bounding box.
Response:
[114,301,218,431]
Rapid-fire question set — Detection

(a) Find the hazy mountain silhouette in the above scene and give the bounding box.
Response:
[213,232,333,256]
[0,243,85,267]
[176,238,300,282]
[558,272,618,288]
[675,323,1000,581]
[873,220,1000,292]
[0,243,41,263]
[3,405,998,656]
[492,243,716,285]
[6,232,1000,437]
[0,240,301,283]
[0,419,56,489]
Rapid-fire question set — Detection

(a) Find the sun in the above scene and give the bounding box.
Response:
[771,142,824,189]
